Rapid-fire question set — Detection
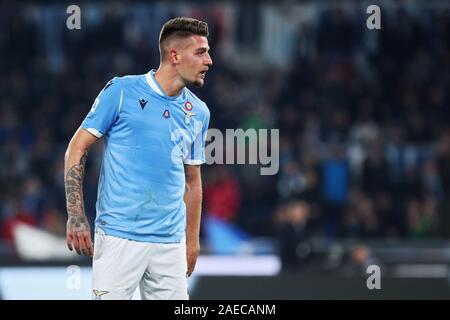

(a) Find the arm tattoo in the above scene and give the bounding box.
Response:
[65,152,88,223]
[69,215,89,233]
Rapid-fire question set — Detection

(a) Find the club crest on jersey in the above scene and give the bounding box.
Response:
[163,109,170,118]
[185,101,193,111]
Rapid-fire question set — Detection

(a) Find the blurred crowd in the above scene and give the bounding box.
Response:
[1,2,450,256]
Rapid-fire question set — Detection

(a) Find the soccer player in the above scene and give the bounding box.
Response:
[64,17,212,300]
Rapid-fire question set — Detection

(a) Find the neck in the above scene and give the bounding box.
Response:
[154,64,185,97]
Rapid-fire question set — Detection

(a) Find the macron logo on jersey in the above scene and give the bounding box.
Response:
[139,98,148,110]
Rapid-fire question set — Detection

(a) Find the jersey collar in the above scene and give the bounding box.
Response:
[145,69,185,101]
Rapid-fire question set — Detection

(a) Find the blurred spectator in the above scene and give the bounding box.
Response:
[406,195,439,238]
[274,200,316,271]
[361,142,391,195]
[1,199,37,245]
[342,187,380,239]
[321,144,350,237]
[204,166,241,223]
[342,243,381,277]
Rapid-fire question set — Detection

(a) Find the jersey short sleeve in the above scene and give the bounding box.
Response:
[81,78,122,138]
[184,109,210,165]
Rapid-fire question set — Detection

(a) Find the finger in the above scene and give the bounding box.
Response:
[189,263,196,275]
[187,260,195,277]
[187,267,194,278]
[85,232,94,256]
[67,232,73,251]
[188,254,197,268]
[77,233,88,256]
[73,233,82,255]
[186,261,191,277]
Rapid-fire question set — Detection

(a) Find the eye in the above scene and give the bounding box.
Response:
[196,49,208,56]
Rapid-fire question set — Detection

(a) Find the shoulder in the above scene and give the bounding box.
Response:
[185,88,210,120]
[98,74,146,100]
[110,74,144,88]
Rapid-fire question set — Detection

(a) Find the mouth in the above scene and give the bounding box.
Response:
[199,70,208,79]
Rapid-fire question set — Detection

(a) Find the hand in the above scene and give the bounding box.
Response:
[66,214,94,256]
[186,241,200,277]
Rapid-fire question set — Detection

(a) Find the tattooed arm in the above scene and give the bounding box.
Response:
[64,127,99,256]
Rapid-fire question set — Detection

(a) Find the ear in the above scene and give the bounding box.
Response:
[169,49,180,65]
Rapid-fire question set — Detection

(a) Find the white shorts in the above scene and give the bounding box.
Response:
[92,228,189,300]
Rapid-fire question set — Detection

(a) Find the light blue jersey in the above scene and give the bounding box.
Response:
[81,70,210,243]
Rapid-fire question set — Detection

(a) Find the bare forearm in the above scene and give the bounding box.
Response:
[183,164,202,276]
[184,181,202,246]
[64,146,88,230]
[64,128,97,256]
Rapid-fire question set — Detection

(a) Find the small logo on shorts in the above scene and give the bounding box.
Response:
[93,289,109,300]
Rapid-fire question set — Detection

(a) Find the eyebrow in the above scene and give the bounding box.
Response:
[196,47,210,52]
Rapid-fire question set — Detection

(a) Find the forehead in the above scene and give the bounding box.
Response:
[184,34,209,50]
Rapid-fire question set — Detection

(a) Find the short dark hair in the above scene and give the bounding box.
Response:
[159,17,209,60]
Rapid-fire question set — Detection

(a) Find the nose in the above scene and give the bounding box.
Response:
[205,52,213,66]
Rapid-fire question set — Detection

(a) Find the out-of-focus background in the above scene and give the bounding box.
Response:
[1,0,450,299]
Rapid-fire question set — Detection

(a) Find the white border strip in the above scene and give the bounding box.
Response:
[86,128,103,138]
[118,89,124,113]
